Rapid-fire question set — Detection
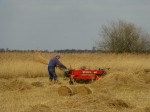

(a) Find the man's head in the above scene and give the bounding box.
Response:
[55,54,61,59]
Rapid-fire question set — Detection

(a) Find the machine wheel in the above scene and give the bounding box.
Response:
[69,80,74,85]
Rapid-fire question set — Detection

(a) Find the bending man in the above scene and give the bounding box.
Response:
[48,54,67,84]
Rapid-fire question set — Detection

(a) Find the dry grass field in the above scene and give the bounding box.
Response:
[0,52,150,112]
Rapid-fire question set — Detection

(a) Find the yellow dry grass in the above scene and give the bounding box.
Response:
[0,52,150,112]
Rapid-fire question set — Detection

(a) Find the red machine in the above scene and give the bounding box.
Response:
[65,69,107,84]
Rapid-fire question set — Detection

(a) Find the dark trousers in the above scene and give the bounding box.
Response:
[48,66,57,80]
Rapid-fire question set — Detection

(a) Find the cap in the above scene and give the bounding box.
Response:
[56,54,61,58]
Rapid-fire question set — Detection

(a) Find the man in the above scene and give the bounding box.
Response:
[48,54,67,84]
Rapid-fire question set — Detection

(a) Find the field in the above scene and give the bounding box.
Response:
[0,52,150,112]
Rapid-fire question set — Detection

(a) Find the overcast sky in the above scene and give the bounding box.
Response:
[0,0,150,51]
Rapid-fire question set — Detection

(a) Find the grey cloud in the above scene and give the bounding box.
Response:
[0,0,150,51]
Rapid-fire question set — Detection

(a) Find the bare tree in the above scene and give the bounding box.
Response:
[97,20,150,53]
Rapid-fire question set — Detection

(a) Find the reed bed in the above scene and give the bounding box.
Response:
[0,52,150,78]
[0,52,150,112]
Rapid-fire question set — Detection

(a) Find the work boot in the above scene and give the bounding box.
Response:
[54,80,61,85]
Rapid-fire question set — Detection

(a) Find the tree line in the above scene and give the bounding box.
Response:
[0,48,50,53]
[0,48,99,53]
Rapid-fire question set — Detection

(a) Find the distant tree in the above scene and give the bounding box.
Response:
[0,48,5,52]
[97,20,150,53]
[92,46,96,51]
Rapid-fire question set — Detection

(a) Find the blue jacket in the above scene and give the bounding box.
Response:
[48,57,67,70]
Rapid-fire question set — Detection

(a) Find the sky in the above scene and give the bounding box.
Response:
[0,0,150,51]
